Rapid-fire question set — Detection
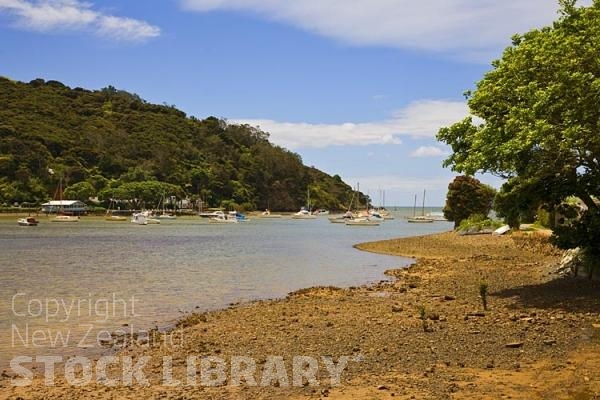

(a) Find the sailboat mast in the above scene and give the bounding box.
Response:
[421,189,426,216]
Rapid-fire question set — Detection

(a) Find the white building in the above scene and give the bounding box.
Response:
[41,200,87,215]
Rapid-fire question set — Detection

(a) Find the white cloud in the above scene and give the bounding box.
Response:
[232,99,469,149]
[97,15,161,41]
[0,0,160,41]
[409,146,449,158]
[180,0,591,60]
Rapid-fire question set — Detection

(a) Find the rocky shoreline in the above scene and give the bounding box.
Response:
[3,231,599,399]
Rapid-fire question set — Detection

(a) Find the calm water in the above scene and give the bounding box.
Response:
[0,210,451,366]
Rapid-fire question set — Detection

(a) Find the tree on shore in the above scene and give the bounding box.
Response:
[443,175,496,228]
[437,0,600,265]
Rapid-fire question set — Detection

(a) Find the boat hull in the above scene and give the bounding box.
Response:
[407,218,434,223]
[105,215,127,221]
[345,219,380,226]
[51,215,79,222]
[18,218,38,226]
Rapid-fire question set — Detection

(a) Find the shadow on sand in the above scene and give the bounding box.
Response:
[493,276,600,314]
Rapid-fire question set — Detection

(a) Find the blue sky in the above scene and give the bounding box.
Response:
[0,0,584,205]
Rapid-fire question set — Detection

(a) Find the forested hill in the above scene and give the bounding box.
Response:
[0,77,356,211]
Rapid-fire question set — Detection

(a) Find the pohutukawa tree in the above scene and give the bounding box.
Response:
[437,0,600,263]
[443,175,496,229]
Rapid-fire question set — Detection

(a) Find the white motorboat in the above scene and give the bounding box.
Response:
[209,211,238,223]
[131,213,148,225]
[292,207,317,219]
[18,217,39,226]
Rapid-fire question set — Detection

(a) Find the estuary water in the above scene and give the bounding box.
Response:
[0,211,452,366]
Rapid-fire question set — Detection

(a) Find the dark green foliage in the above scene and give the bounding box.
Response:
[443,175,496,228]
[0,77,355,210]
[457,214,503,233]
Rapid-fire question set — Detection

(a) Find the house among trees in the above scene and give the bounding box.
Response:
[41,200,87,215]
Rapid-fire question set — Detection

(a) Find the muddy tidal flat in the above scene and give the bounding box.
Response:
[3,231,600,399]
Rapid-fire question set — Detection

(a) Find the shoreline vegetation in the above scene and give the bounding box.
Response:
[4,231,600,399]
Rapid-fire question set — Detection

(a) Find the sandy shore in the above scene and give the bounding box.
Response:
[2,231,599,399]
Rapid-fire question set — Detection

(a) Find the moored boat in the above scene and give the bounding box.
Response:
[424,212,447,221]
[292,188,317,219]
[342,183,380,226]
[407,215,434,223]
[328,211,355,223]
[199,210,223,218]
[259,209,282,218]
[229,211,248,222]
[155,213,177,220]
[105,197,127,221]
[292,207,317,219]
[18,217,39,226]
[345,218,380,226]
[105,214,127,221]
[131,213,148,225]
[134,210,160,224]
[312,209,330,216]
[51,215,79,222]
[209,211,238,223]
[407,190,433,223]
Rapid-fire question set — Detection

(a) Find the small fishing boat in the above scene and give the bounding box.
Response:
[18,217,39,226]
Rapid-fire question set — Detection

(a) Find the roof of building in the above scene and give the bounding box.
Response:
[41,200,86,206]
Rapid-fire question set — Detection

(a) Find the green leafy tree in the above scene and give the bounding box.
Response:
[437,0,599,252]
[63,181,95,202]
[443,176,496,228]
